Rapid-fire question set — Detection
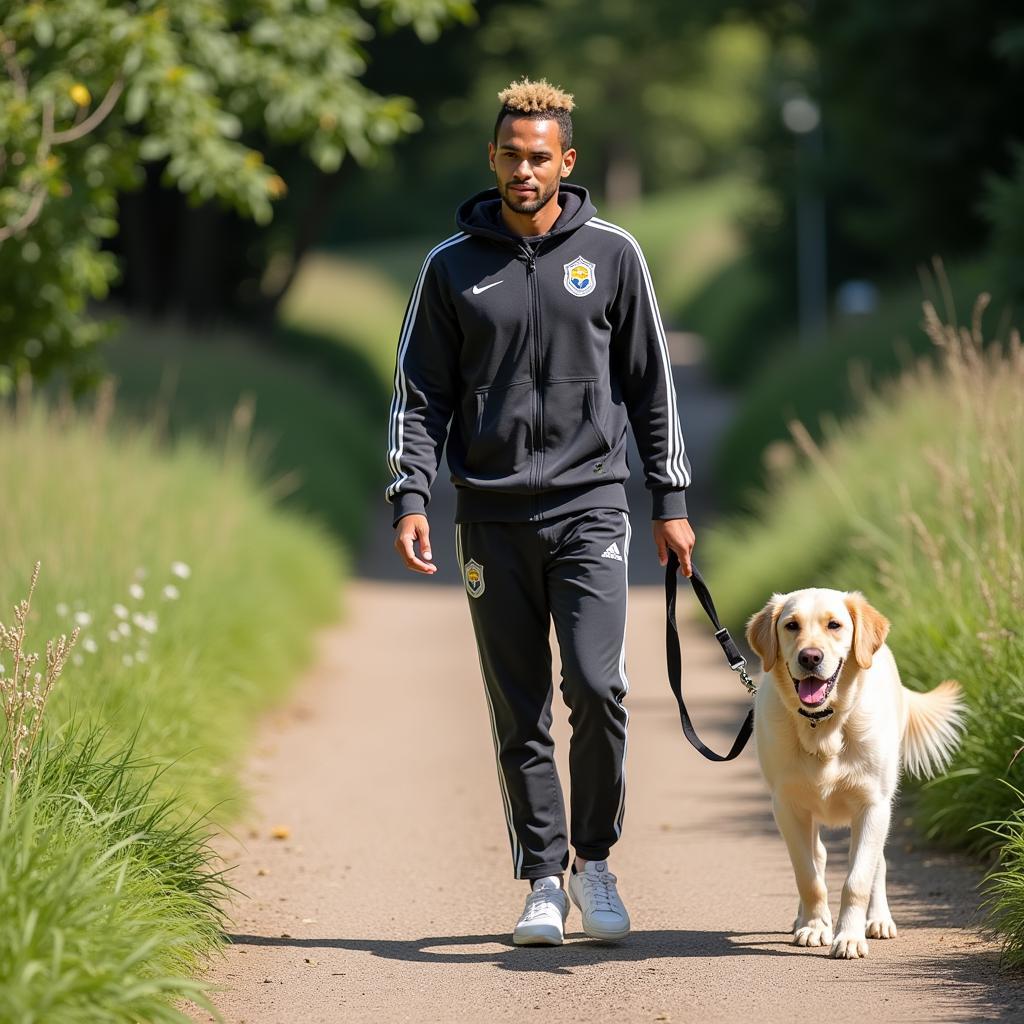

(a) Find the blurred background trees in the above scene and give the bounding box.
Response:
[0,0,471,393]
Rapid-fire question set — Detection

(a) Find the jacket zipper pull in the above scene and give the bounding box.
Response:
[523,241,537,273]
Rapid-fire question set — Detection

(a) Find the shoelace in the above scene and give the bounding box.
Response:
[522,887,564,921]
[580,870,619,913]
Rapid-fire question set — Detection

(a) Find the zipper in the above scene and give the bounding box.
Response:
[524,240,543,518]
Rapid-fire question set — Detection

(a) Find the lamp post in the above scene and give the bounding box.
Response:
[782,93,827,349]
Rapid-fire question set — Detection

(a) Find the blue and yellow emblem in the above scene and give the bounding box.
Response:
[563,255,596,297]
[464,558,485,598]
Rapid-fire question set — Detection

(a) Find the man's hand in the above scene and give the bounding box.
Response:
[653,518,695,577]
[394,514,437,575]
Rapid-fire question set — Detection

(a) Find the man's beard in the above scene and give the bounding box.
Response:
[499,177,559,214]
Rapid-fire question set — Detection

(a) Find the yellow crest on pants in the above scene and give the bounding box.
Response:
[464,558,485,598]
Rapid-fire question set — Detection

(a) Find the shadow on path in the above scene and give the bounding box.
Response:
[224,928,800,975]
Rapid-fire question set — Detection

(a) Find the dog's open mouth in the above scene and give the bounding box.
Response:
[792,659,844,708]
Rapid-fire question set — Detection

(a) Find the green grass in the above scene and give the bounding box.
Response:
[711,258,1009,510]
[0,728,224,1022]
[91,317,390,551]
[604,176,766,323]
[0,392,345,1017]
[703,295,1024,962]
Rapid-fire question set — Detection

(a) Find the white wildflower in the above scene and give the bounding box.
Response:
[117,621,131,637]
[107,629,121,643]
[122,653,135,667]
[82,637,98,654]
[112,603,129,620]
[74,611,92,627]
[170,561,191,579]
[162,584,180,600]
[129,583,144,600]
[56,602,69,617]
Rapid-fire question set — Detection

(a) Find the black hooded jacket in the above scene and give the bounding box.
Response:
[385,183,692,526]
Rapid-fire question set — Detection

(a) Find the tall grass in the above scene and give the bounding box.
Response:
[0,388,344,1016]
[704,294,1024,963]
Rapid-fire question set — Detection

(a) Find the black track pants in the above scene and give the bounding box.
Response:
[455,507,632,880]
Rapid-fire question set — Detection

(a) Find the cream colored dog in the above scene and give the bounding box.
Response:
[745,588,965,959]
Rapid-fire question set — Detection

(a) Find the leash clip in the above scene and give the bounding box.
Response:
[713,627,759,695]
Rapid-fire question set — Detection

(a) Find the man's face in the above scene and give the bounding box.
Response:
[488,116,576,215]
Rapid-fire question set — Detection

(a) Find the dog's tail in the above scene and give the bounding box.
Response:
[901,679,966,779]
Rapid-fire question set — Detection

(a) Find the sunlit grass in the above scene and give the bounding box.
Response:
[0,388,345,1016]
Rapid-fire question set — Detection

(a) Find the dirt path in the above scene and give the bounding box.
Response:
[194,577,1022,1023]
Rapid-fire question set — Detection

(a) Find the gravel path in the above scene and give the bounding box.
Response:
[192,583,1023,1023]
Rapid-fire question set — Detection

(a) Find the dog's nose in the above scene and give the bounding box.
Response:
[798,647,824,671]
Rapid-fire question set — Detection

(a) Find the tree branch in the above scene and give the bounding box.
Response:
[0,185,47,243]
[51,76,124,144]
[0,31,27,98]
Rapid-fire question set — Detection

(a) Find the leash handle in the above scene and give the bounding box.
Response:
[665,551,754,762]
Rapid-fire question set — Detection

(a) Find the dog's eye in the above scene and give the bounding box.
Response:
[783,621,799,632]
[828,620,842,630]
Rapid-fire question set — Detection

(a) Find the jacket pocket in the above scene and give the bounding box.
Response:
[463,379,534,481]
[584,380,613,454]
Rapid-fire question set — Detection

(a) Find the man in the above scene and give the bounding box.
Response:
[386,77,695,946]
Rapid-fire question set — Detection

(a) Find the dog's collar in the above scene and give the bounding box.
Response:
[797,706,835,728]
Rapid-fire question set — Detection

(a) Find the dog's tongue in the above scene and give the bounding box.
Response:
[798,678,829,705]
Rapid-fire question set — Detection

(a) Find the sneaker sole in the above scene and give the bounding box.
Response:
[513,925,564,946]
[578,921,630,941]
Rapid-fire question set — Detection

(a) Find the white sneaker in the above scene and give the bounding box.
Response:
[568,861,630,940]
[513,877,569,946]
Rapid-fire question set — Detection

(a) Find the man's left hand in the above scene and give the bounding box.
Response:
[653,518,695,577]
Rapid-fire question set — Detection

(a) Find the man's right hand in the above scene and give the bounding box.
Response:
[394,514,437,575]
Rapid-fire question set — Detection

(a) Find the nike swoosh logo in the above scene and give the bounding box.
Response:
[472,281,503,294]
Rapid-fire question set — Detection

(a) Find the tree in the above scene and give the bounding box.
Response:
[0,0,471,395]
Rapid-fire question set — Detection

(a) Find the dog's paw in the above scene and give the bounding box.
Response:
[793,919,833,947]
[830,932,869,959]
[866,917,898,939]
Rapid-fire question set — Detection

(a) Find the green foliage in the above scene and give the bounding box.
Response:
[703,296,1024,959]
[978,789,1024,969]
[0,728,224,1022]
[982,144,1024,304]
[92,318,390,551]
[0,389,344,1014]
[711,259,999,509]
[0,0,472,389]
[0,394,341,812]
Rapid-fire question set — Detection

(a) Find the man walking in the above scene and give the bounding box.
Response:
[387,77,695,945]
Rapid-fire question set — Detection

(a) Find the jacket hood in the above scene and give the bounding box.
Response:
[455,183,597,243]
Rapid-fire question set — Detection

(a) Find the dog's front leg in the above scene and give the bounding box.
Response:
[772,797,832,946]
[831,801,891,959]
[866,852,898,939]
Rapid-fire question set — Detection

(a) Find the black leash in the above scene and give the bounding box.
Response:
[664,551,757,762]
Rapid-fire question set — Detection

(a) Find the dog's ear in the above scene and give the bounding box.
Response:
[845,592,890,669]
[746,597,781,673]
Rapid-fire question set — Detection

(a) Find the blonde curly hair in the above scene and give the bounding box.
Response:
[495,77,575,150]
[497,77,575,113]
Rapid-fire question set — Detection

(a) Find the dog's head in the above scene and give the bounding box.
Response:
[745,589,890,716]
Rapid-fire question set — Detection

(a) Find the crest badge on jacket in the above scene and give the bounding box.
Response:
[563,256,596,297]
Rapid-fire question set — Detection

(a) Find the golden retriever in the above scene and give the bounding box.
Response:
[745,588,965,959]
